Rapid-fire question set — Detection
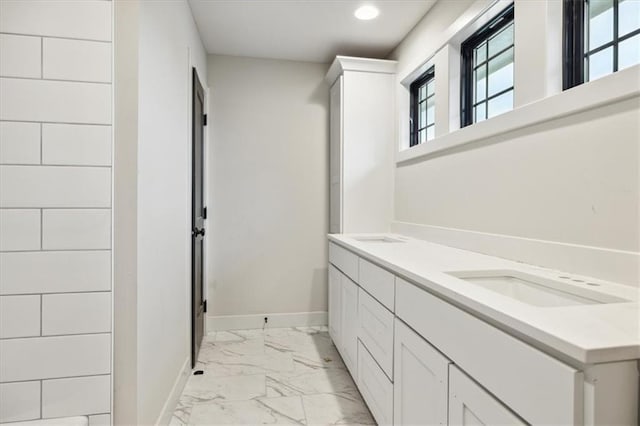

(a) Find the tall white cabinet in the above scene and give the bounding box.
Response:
[326,56,397,233]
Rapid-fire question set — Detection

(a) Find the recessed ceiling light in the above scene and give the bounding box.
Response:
[354,5,379,20]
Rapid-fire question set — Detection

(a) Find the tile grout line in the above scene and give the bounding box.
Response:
[1,373,112,386]
[39,122,43,164]
[39,294,43,336]
[40,208,43,250]
[0,119,112,126]
[0,31,112,44]
[40,37,43,79]
[1,75,112,85]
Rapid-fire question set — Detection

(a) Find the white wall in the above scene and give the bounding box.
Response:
[113,0,208,424]
[207,55,329,325]
[136,1,207,424]
[388,0,640,285]
[0,1,112,424]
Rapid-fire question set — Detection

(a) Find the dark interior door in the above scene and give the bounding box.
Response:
[191,68,206,368]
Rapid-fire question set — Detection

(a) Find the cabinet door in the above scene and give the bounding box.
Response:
[329,76,343,234]
[449,365,526,426]
[328,265,342,349]
[394,319,450,426]
[340,274,358,376]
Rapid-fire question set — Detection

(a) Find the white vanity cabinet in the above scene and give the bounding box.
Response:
[325,56,396,233]
[449,365,526,425]
[394,319,450,426]
[327,239,639,426]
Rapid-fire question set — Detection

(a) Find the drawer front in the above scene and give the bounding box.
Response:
[358,258,394,311]
[329,242,358,282]
[358,340,393,425]
[395,278,583,426]
[358,288,394,379]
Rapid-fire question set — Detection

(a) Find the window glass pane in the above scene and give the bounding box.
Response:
[588,0,614,51]
[419,84,426,100]
[474,102,487,122]
[426,80,435,97]
[419,101,426,128]
[426,125,435,141]
[487,47,514,97]
[587,46,614,80]
[487,90,513,118]
[619,0,640,37]
[475,65,487,102]
[474,42,487,64]
[419,129,426,144]
[488,23,514,57]
[619,34,640,69]
[426,96,435,124]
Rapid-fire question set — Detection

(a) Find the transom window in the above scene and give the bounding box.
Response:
[409,67,435,146]
[461,4,515,127]
[564,0,640,89]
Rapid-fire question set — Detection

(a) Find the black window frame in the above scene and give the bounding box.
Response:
[460,3,515,128]
[564,0,640,90]
[409,66,436,147]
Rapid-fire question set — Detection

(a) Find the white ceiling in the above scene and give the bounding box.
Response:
[188,0,438,63]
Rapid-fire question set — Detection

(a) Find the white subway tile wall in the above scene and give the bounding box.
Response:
[0,1,112,423]
[0,381,41,423]
[0,122,41,165]
[41,375,111,418]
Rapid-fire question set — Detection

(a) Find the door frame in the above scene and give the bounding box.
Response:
[191,66,206,368]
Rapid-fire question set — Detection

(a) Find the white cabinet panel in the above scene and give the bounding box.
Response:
[394,318,450,426]
[328,265,342,349]
[329,242,358,282]
[449,365,526,426]
[359,258,395,311]
[329,77,342,234]
[358,288,394,378]
[341,275,359,376]
[326,57,396,233]
[358,340,394,425]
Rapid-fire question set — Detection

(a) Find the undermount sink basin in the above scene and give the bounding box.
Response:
[447,270,629,307]
[352,236,406,243]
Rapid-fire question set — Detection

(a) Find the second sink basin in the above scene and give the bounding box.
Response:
[447,269,629,307]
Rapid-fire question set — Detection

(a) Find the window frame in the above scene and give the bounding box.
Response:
[460,3,515,128]
[564,0,640,89]
[409,66,436,147]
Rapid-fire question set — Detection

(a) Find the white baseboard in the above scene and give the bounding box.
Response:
[391,221,639,287]
[155,356,191,426]
[207,311,328,332]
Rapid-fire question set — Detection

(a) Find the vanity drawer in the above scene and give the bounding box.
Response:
[395,278,583,426]
[329,242,358,282]
[358,288,394,379]
[358,258,394,311]
[358,340,393,425]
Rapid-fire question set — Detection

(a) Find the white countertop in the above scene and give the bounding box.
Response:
[328,233,640,366]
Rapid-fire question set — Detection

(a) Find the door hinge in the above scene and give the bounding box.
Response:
[203,114,207,126]
[203,206,207,219]
[203,300,207,313]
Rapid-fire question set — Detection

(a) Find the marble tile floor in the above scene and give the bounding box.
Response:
[170,326,375,426]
